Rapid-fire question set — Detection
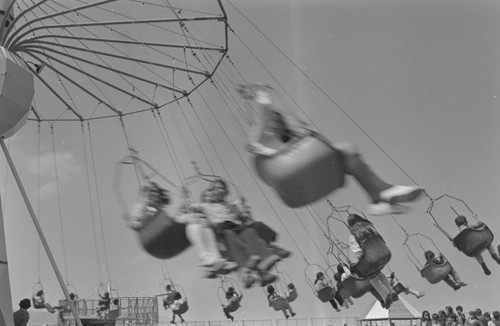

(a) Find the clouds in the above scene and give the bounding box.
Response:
[25,151,81,199]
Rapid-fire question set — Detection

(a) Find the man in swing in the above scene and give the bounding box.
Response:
[454,215,500,275]
[237,84,424,216]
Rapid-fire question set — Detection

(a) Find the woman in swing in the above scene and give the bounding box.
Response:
[347,214,398,309]
[237,84,424,216]
[454,215,500,275]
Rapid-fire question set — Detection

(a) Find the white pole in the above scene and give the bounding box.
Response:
[0,187,14,326]
[0,138,83,326]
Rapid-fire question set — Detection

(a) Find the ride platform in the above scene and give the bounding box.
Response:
[57,297,158,326]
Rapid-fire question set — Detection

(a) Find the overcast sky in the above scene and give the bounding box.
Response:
[2,0,500,324]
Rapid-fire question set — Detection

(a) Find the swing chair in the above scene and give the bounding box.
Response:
[217,277,242,313]
[268,294,289,311]
[113,150,190,259]
[171,284,189,315]
[341,275,374,298]
[263,269,297,311]
[156,278,178,309]
[427,194,494,257]
[277,271,298,302]
[403,233,452,284]
[324,206,374,300]
[329,205,391,278]
[32,281,47,309]
[238,84,345,208]
[157,277,188,313]
[350,233,391,278]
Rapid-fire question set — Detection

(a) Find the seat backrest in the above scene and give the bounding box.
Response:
[316,286,335,302]
[420,259,453,284]
[254,134,345,208]
[225,301,240,313]
[341,276,373,299]
[175,301,189,314]
[453,225,494,257]
[352,234,391,278]
[32,298,45,309]
[270,297,288,311]
[137,209,190,259]
[286,289,297,302]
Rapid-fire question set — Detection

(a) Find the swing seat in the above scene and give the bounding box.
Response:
[452,224,494,257]
[270,297,288,311]
[316,286,336,302]
[224,301,241,313]
[32,298,46,310]
[175,301,188,315]
[351,234,392,278]
[338,287,351,299]
[341,276,373,299]
[135,208,190,259]
[253,132,345,208]
[420,258,453,284]
[286,289,298,302]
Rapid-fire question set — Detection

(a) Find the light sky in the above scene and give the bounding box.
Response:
[2,0,500,324]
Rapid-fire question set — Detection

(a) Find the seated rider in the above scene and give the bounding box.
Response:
[267,285,296,319]
[33,290,62,313]
[96,292,111,316]
[222,287,242,322]
[387,271,425,299]
[170,292,186,323]
[347,214,397,309]
[286,283,298,302]
[333,267,354,308]
[186,179,285,287]
[174,187,238,275]
[237,84,424,216]
[314,272,343,312]
[454,215,500,275]
[424,250,466,290]
[128,182,170,229]
[163,285,178,309]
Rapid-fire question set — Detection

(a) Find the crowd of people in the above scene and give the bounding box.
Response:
[421,306,500,326]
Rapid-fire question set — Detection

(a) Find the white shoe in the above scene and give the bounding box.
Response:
[380,186,424,204]
[367,202,411,216]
